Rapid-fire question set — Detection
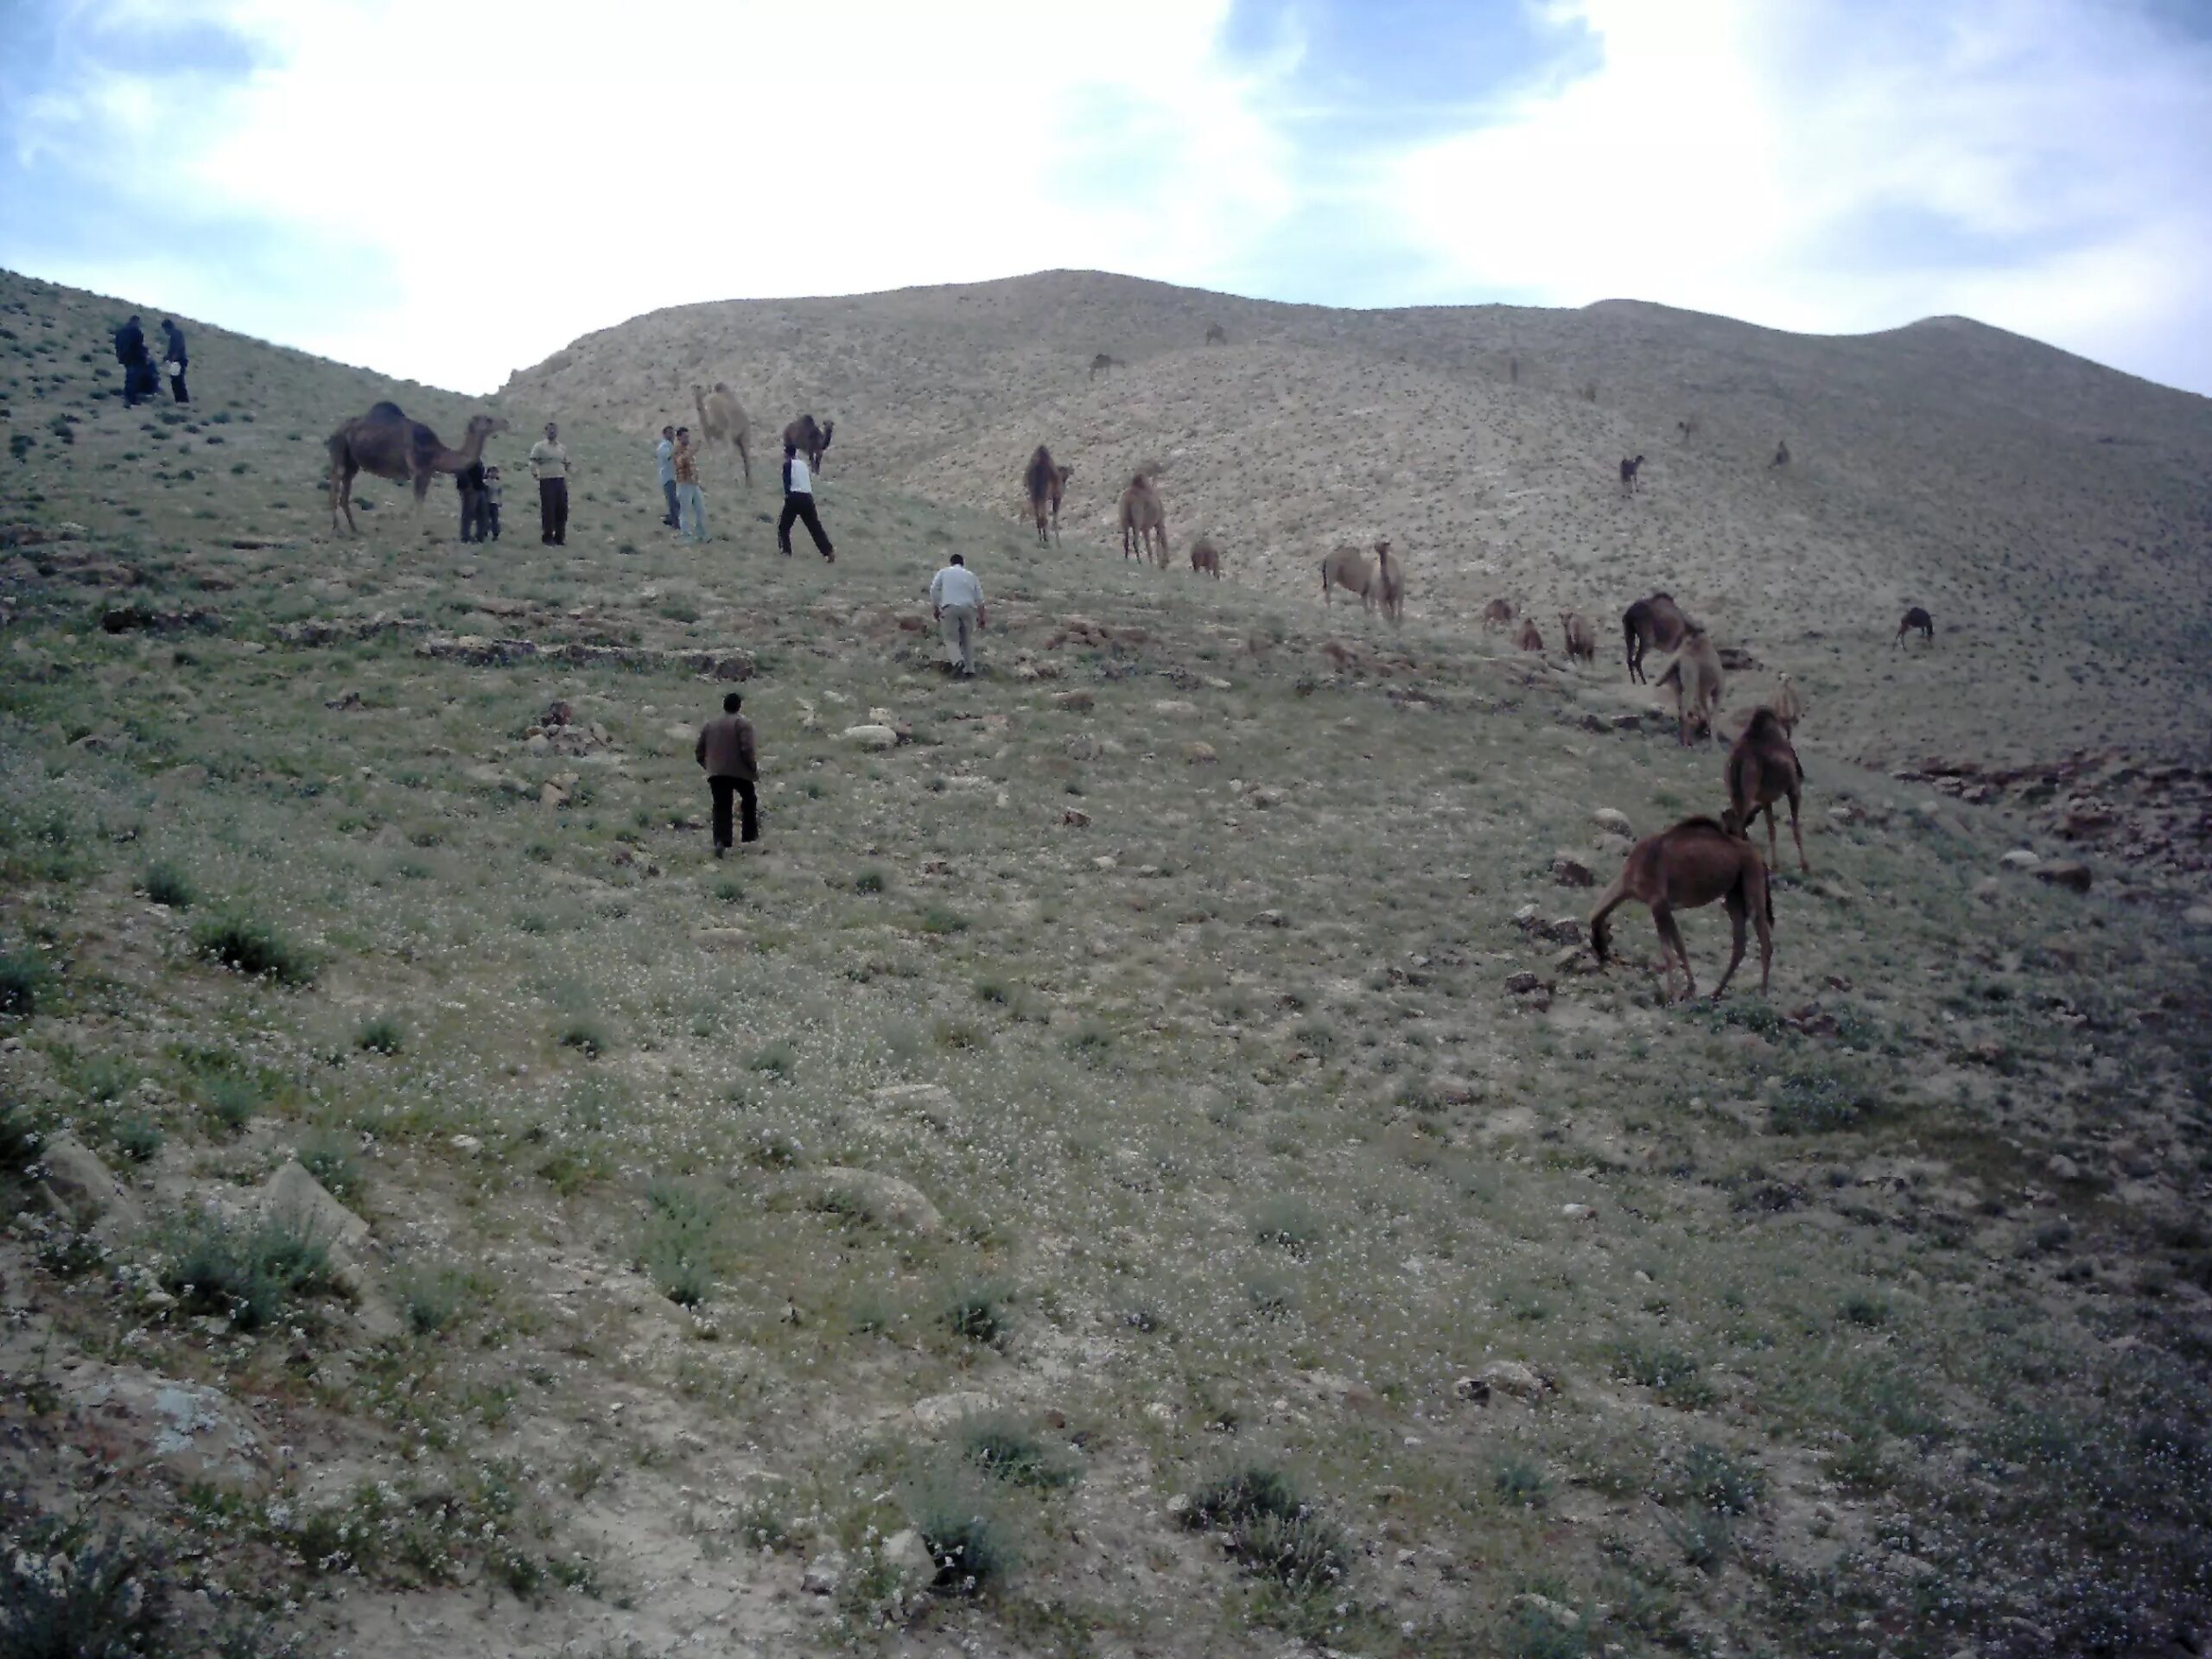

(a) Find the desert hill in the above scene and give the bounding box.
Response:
[505,270,2212,769]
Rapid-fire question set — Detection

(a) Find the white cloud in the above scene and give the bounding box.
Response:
[1387,0,2212,390]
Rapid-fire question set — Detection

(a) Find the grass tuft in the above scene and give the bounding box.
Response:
[141,859,194,908]
[189,912,316,985]
[161,1208,335,1332]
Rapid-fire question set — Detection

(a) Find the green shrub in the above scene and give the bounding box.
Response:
[641,1209,715,1307]
[0,1526,170,1657]
[853,866,888,893]
[918,905,969,936]
[1769,1060,1881,1135]
[903,1466,1018,1593]
[747,1039,796,1078]
[1251,1196,1323,1254]
[944,1281,1010,1344]
[0,1099,45,1173]
[392,1264,470,1336]
[1492,1452,1548,1507]
[1181,1459,1348,1592]
[161,1209,335,1332]
[0,950,54,1015]
[556,1020,608,1057]
[190,913,316,985]
[111,1115,164,1164]
[142,860,194,908]
[1678,1442,1764,1515]
[353,1015,403,1055]
[957,1412,1080,1489]
[296,1128,360,1199]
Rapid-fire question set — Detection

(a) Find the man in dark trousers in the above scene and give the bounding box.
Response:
[695,691,760,856]
[529,422,572,545]
[777,441,834,562]
[159,319,189,404]
[114,315,150,406]
[456,457,489,542]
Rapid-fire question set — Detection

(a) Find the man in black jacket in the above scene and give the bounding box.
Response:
[114,315,150,407]
[159,320,189,404]
[456,458,490,543]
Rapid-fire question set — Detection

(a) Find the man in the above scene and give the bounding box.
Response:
[456,457,489,543]
[159,319,189,404]
[930,553,986,677]
[114,315,150,407]
[673,427,706,543]
[529,421,572,545]
[776,441,834,562]
[655,425,679,528]
[694,690,759,856]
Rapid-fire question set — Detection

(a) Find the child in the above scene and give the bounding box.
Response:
[483,467,504,541]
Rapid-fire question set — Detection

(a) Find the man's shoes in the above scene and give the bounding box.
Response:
[714,844,728,859]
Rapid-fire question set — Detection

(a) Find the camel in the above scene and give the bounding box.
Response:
[1620,454,1645,496]
[1726,707,1809,874]
[1190,536,1222,580]
[1560,612,1597,665]
[1205,323,1227,346]
[1770,672,1803,734]
[1320,543,1377,610]
[1370,541,1404,625]
[1118,474,1167,563]
[1656,627,1726,746]
[1896,607,1934,646]
[783,415,833,476]
[1484,597,1517,632]
[1515,618,1544,652]
[1590,814,1772,1002]
[692,383,753,486]
[1024,446,1071,546]
[1089,353,1122,378]
[1623,591,1694,683]
[1677,416,1700,440]
[1770,439,1790,467]
[326,404,506,535]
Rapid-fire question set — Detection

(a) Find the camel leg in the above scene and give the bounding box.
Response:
[1651,904,1694,1001]
[1751,867,1774,995]
[1710,893,1750,1001]
[1788,787,1808,873]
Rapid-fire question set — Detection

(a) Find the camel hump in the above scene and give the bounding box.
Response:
[1676,815,1736,839]
[366,401,406,422]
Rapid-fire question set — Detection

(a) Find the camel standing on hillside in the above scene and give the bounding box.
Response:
[1024,446,1071,546]
[1656,628,1726,745]
[1205,323,1228,346]
[1727,707,1809,874]
[327,404,507,535]
[692,383,753,486]
[784,415,833,475]
[1089,353,1122,378]
[1484,597,1517,631]
[1590,814,1773,1002]
[1515,618,1544,653]
[1118,474,1167,563]
[1896,607,1934,646]
[1620,455,1645,496]
[1190,537,1222,580]
[1770,672,1803,733]
[1372,541,1404,624]
[1560,612,1597,665]
[1320,543,1383,610]
[1623,591,1694,683]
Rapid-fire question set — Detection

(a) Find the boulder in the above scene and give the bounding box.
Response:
[1560,1203,1596,1222]
[881,1527,934,1591]
[801,1550,845,1595]
[37,1134,141,1234]
[257,1160,369,1260]
[912,1390,997,1432]
[1061,807,1091,828]
[66,1369,269,1491]
[808,1167,944,1236]
[1592,808,1634,838]
[1475,1359,1554,1402]
[841,724,899,750]
[2034,861,2093,893]
[1552,852,1595,887]
[1184,742,1217,765]
[1999,849,2041,872]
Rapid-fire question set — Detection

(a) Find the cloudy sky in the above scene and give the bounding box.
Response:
[3,0,2208,395]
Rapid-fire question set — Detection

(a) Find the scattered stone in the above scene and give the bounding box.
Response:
[2034,861,2093,893]
[1560,1203,1596,1222]
[692,927,748,950]
[1476,1359,1553,1402]
[1184,741,1217,765]
[450,1135,483,1156]
[1061,807,1091,827]
[841,724,899,750]
[1152,698,1198,716]
[1503,971,1544,995]
[1051,690,1095,713]
[1592,808,1634,838]
[802,1551,846,1595]
[65,1369,268,1491]
[874,1083,959,1133]
[257,1160,369,1259]
[2186,906,2212,928]
[539,783,567,809]
[1510,1593,1581,1630]
[808,1167,944,1236]
[1999,849,2041,872]
[881,1528,932,1590]
[1552,851,1595,887]
[36,1134,140,1234]
[912,1390,997,1433]
[1454,1375,1492,1404]
[1251,910,1287,928]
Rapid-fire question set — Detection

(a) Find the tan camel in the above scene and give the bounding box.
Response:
[691,383,753,486]
[1560,612,1597,665]
[327,404,506,535]
[1515,618,1544,652]
[1770,672,1804,733]
[1190,536,1222,580]
[1590,814,1772,1001]
[783,414,833,475]
[1622,591,1694,683]
[1484,597,1517,631]
[1118,474,1167,563]
[1373,541,1403,624]
[1320,542,1382,610]
[1896,607,1934,646]
[1619,454,1645,495]
[1024,446,1071,546]
[1205,323,1228,346]
[1089,353,1122,378]
[1726,707,1809,873]
[1656,627,1726,745]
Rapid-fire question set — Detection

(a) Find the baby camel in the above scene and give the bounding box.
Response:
[1726,707,1809,873]
[1590,814,1773,1001]
[1656,628,1726,746]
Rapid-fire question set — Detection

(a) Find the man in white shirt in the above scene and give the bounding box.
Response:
[655,426,678,529]
[929,554,986,677]
[777,441,835,561]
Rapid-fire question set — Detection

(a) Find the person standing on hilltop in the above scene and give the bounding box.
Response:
[695,690,760,857]
[159,319,189,404]
[482,466,505,540]
[529,421,572,545]
[930,553,986,677]
[456,455,489,543]
[113,315,150,407]
[655,424,679,529]
[776,441,834,562]
[673,426,707,543]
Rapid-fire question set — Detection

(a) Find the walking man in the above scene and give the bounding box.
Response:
[483,467,504,540]
[530,421,572,545]
[655,425,679,528]
[673,426,707,543]
[776,441,834,562]
[456,456,489,542]
[114,315,150,407]
[930,553,986,677]
[695,691,760,856]
[159,319,189,404]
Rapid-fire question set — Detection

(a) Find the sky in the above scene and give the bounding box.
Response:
[3,0,2208,397]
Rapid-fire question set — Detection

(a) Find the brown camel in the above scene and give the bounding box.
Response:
[1623,591,1694,683]
[1656,627,1726,746]
[1320,542,1383,610]
[1205,323,1228,346]
[1726,707,1809,874]
[1190,536,1223,580]
[1770,672,1804,733]
[1089,353,1121,378]
[1118,474,1167,563]
[1896,607,1934,646]
[783,414,833,475]
[1024,446,1071,546]
[327,404,507,535]
[1373,541,1404,624]
[1619,454,1645,495]
[1483,597,1517,631]
[1560,612,1597,665]
[1590,814,1772,1001]
[692,383,753,486]
[1515,618,1544,653]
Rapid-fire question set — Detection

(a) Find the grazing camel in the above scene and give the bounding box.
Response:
[1590,814,1772,1002]
[1190,536,1223,580]
[1770,672,1803,734]
[1656,627,1726,745]
[1320,543,1376,610]
[1622,591,1694,683]
[1559,611,1597,666]
[1089,353,1121,378]
[783,415,833,476]
[1483,597,1517,632]
[1676,416,1700,440]
[327,404,507,535]
[1024,446,1071,546]
[1896,607,1934,646]
[1373,541,1404,624]
[1770,439,1790,467]
[1619,454,1645,495]
[1515,618,1544,652]
[1118,474,1168,563]
[1726,707,1809,874]
[692,383,753,486]
[1205,323,1228,346]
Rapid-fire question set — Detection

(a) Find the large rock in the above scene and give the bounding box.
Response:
[808,1167,944,1236]
[66,1369,270,1491]
[912,1390,997,1432]
[881,1527,934,1592]
[1999,849,2041,872]
[1473,1359,1554,1402]
[257,1160,370,1259]
[841,724,899,750]
[37,1135,142,1235]
[1552,852,1596,887]
[1592,808,1634,839]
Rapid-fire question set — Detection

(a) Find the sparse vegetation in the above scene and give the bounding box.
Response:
[160,1208,336,1332]
[189,912,315,985]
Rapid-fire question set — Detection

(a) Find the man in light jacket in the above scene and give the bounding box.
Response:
[529,422,572,545]
[929,554,986,677]
[655,425,678,528]
[694,691,759,855]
